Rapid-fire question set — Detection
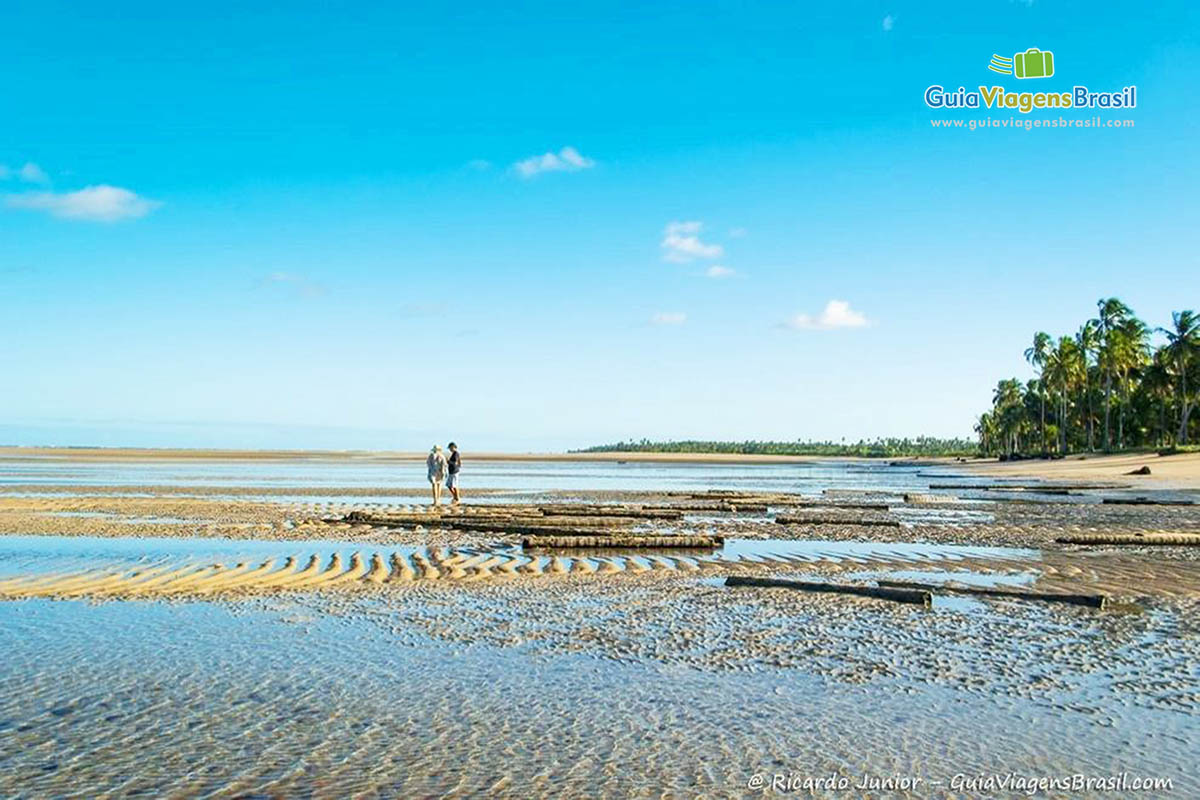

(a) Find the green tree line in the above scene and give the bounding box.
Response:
[574,437,978,458]
[977,299,1198,457]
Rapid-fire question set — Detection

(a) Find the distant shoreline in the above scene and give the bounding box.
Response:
[4,446,1195,489]
[0,446,956,465]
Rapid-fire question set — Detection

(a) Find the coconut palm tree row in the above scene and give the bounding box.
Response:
[976,300,1199,457]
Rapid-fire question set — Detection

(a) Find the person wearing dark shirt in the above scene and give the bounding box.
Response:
[445,442,462,504]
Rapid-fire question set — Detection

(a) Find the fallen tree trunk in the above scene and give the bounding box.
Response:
[523,534,722,549]
[724,576,931,606]
[1056,533,1200,546]
[874,579,1107,609]
[1100,497,1196,506]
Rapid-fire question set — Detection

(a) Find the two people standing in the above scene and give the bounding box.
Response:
[426,442,462,506]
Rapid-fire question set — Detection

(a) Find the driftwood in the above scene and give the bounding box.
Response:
[775,513,900,528]
[724,576,931,606]
[1056,533,1200,546]
[523,535,722,549]
[1100,497,1195,506]
[874,579,1107,609]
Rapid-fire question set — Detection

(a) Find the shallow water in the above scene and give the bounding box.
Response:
[1,458,1197,797]
[0,596,1193,799]
[0,457,938,495]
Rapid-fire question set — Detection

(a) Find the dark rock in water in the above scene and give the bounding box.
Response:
[1126,465,1152,475]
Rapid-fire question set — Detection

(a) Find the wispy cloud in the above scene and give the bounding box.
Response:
[661,221,724,263]
[259,271,325,298]
[728,227,747,239]
[882,14,895,31]
[651,311,687,326]
[465,159,492,171]
[704,265,737,279]
[783,300,871,331]
[0,165,10,180]
[4,185,159,222]
[19,162,49,184]
[513,146,595,178]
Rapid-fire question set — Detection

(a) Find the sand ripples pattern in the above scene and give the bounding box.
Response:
[0,541,1031,600]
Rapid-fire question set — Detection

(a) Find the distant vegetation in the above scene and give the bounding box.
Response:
[977,299,1198,457]
[574,438,979,458]
[580,299,1200,462]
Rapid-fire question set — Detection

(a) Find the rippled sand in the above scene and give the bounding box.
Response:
[1,458,1198,797]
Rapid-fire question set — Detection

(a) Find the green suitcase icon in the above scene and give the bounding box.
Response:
[1014,48,1054,79]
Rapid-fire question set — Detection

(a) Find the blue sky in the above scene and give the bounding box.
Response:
[2,0,1198,450]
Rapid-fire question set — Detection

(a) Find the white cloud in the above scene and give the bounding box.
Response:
[661,220,724,263]
[784,300,871,330]
[651,311,687,326]
[704,265,737,279]
[19,162,49,184]
[513,146,595,178]
[4,184,160,222]
[882,14,895,31]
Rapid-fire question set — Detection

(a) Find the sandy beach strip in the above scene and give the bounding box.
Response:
[961,451,1200,490]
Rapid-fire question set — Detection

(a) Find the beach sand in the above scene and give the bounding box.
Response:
[962,451,1200,490]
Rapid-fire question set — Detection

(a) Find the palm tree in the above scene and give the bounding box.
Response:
[1159,310,1199,444]
[1024,332,1052,454]
[1075,321,1099,450]
[1043,336,1083,454]
[1142,352,1174,447]
[1093,297,1132,451]
[992,378,1026,456]
[1112,317,1150,449]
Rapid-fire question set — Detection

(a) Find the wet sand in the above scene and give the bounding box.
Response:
[1,455,1197,797]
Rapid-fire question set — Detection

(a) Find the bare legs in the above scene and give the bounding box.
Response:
[430,478,443,506]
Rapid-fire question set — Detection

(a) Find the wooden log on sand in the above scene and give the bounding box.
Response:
[874,579,1107,609]
[523,534,722,549]
[1100,497,1196,506]
[724,576,931,607]
[1056,533,1200,546]
[775,513,900,528]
